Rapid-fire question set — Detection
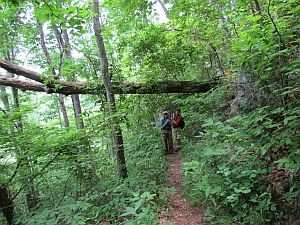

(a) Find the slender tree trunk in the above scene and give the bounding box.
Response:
[11,86,23,130]
[38,20,70,128]
[157,0,168,15]
[6,51,40,212]
[92,0,128,178]
[253,0,263,25]
[54,94,63,128]
[209,43,225,76]
[12,85,39,211]
[71,94,84,129]
[0,85,9,110]
[0,86,14,135]
[58,94,70,127]
[61,28,84,129]
[0,186,14,225]
[0,91,14,224]
[53,27,84,129]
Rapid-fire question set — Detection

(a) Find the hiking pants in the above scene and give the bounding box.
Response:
[162,129,173,153]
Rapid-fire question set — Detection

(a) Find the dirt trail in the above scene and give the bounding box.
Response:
[158,152,210,225]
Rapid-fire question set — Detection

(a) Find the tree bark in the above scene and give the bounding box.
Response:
[209,43,225,76]
[71,94,84,129]
[12,85,40,211]
[60,28,84,129]
[93,0,128,179]
[157,0,168,15]
[6,50,40,212]
[0,186,14,225]
[38,20,70,128]
[0,59,217,95]
[58,94,70,127]
[0,75,216,95]
[0,85,10,110]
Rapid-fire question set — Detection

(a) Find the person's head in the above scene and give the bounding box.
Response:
[163,111,169,118]
[175,108,180,115]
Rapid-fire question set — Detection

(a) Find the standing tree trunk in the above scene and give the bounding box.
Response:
[6,51,40,212]
[61,29,84,129]
[0,86,9,110]
[58,93,70,127]
[0,185,14,225]
[92,0,128,178]
[71,93,84,129]
[53,27,84,129]
[157,0,168,15]
[38,20,70,128]
[0,90,14,225]
[12,85,40,211]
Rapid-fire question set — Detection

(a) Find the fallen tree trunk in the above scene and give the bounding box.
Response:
[0,59,217,95]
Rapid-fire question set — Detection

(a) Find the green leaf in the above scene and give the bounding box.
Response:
[212,132,219,137]
[135,199,143,211]
[276,157,294,169]
[202,118,214,127]
[226,194,238,203]
[283,115,298,125]
[121,207,136,216]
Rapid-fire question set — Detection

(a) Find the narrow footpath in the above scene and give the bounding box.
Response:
[158,152,210,225]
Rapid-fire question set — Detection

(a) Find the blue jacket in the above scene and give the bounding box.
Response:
[161,117,172,130]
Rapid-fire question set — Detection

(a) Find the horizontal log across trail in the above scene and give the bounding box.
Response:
[0,59,217,95]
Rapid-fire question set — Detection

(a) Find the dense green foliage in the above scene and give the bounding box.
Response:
[0,0,299,224]
[179,0,300,223]
[1,95,173,224]
[182,98,300,224]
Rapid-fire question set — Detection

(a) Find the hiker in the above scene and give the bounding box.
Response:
[172,108,182,150]
[161,111,174,154]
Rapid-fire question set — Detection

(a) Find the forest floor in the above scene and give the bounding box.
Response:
[157,150,210,225]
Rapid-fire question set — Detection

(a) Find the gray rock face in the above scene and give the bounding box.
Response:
[230,72,268,117]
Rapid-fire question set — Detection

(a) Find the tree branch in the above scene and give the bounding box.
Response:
[0,59,45,83]
[6,153,60,207]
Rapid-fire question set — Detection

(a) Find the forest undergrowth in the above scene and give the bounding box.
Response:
[179,92,300,225]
